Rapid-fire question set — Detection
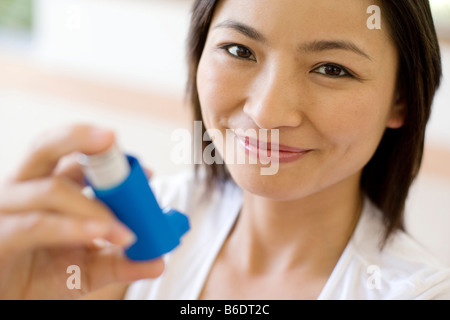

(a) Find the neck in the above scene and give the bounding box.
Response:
[228,172,364,276]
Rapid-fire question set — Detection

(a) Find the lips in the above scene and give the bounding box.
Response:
[234,134,312,163]
[242,136,309,153]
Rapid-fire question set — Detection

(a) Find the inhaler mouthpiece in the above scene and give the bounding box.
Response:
[78,145,130,190]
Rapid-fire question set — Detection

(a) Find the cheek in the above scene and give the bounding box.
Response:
[198,55,237,126]
[314,91,391,170]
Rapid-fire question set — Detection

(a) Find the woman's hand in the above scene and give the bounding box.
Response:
[0,124,164,299]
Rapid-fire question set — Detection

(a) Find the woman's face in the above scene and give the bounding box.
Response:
[197,0,404,201]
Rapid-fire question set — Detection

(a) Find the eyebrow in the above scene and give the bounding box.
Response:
[212,20,372,61]
[299,40,372,61]
[212,20,267,43]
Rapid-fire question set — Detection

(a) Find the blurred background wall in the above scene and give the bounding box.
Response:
[0,0,449,265]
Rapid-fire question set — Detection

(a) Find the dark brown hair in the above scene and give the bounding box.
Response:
[185,0,442,240]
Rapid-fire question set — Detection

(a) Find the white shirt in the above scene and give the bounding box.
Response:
[125,169,450,300]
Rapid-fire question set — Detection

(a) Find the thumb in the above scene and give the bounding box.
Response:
[13,124,115,182]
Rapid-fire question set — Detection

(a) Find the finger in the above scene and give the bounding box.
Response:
[0,212,134,257]
[55,152,153,186]
[53,153,86,187]
[57,155,154,185]
[13,124,115,182]
[143,167,153,180]
[0,176,115,222]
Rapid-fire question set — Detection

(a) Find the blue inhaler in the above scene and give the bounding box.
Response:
[79,145,189,261]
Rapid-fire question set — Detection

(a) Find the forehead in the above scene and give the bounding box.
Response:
[210,0,394,62]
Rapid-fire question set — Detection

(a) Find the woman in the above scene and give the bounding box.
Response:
[0,0,449,299]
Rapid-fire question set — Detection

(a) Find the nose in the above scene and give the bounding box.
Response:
[243,61,304,130]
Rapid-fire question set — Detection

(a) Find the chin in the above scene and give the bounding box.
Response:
[227,164,310,201]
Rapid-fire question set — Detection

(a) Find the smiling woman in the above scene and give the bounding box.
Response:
[129,0,450,299]
[0,0,449,302]
[193,0,408,231]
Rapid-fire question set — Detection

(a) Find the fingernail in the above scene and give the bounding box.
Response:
[112,223,137,247]
[92,237,113,249]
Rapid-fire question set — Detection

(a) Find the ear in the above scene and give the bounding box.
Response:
[386,93,406,129]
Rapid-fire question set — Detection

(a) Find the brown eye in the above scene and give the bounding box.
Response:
[324,65,343,76]
[225,45,256,61]
[313,64,352,78]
